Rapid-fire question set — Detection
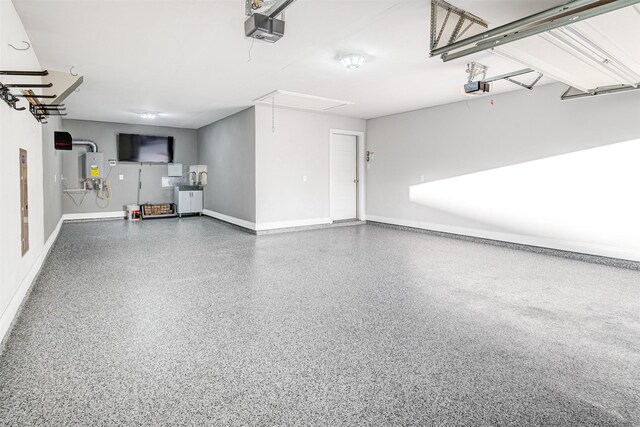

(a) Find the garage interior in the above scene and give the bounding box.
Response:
[1,0,639,425]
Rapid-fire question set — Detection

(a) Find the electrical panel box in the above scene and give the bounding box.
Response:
[168,163,183,177]
[20,149,29,256]
[83,152,104,179]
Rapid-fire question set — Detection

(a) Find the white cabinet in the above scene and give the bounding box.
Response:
[190,191,203,213]
[178,191,192,213]
[174,186,204,217]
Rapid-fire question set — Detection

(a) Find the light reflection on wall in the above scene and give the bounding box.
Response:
[409,139,640,256]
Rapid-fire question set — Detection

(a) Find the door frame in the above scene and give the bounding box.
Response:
[329,129,366,221]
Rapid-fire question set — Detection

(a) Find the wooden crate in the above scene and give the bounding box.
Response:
[141,203,175,218]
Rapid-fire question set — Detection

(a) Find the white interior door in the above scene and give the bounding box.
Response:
[330,134,358,221]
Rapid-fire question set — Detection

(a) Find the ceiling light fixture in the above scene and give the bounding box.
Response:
[140,112,157,119]
[339,53,367,70]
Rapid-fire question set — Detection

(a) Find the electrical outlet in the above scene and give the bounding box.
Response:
[419,175,425,183]
[119,174,124,181]
[303,175,307,182]
[109,159,117,166]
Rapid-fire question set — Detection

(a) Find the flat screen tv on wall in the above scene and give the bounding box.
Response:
[117,134,174,163]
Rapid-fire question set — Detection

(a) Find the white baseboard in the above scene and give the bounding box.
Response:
[366,215,640,262]
[62,211,125,221]
[202,209,257,231]
[255,217,332,231]
[44,216,64,254]
[202,210,333,232]
[0,216,64,347]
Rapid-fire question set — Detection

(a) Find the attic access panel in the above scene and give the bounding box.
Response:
[253,90,354,112]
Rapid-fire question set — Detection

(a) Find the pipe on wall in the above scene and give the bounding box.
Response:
[72,139,98,152]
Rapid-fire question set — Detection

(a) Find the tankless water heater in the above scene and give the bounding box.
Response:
[83,152,104,179]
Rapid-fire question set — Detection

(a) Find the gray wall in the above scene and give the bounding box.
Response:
[255,105,366,224]
[61,120,197,214]
[42,117,63,240]
[365,82,640,256]
[197,108,256,222]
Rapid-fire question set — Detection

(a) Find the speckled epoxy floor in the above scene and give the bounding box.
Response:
[1,218,639,426]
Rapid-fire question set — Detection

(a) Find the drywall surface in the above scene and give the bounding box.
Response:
[197,108,256,223]
[366,82,640,260]
[60,120,197,214]
[255,105,365,226]
[42,117,63,240]
[0,0,46,343]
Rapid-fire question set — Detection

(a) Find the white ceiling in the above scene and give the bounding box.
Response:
[13,0,565,129]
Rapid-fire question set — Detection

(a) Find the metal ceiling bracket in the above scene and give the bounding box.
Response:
[433,9,452,49]
[246,0,272,16]
[484,68,544,90]
[430,0,438,50]
[561,84,640,100]
[246,0,293,18]
[431,0,594,57]
[430,0,487,52]
[265,0,296,19]
[432,0,640,62]
[448,14,467,46]
[507,73,543,90]
[467,62,488,83]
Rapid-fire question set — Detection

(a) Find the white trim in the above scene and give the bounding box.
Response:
[1,216,64,346]
[203,210,334,232]
[62,211,125,221]
[255,217,332,231]
[203,209,257,231]
[367,215,640,262]
[329,129,366,221]
[44,217,64,254]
